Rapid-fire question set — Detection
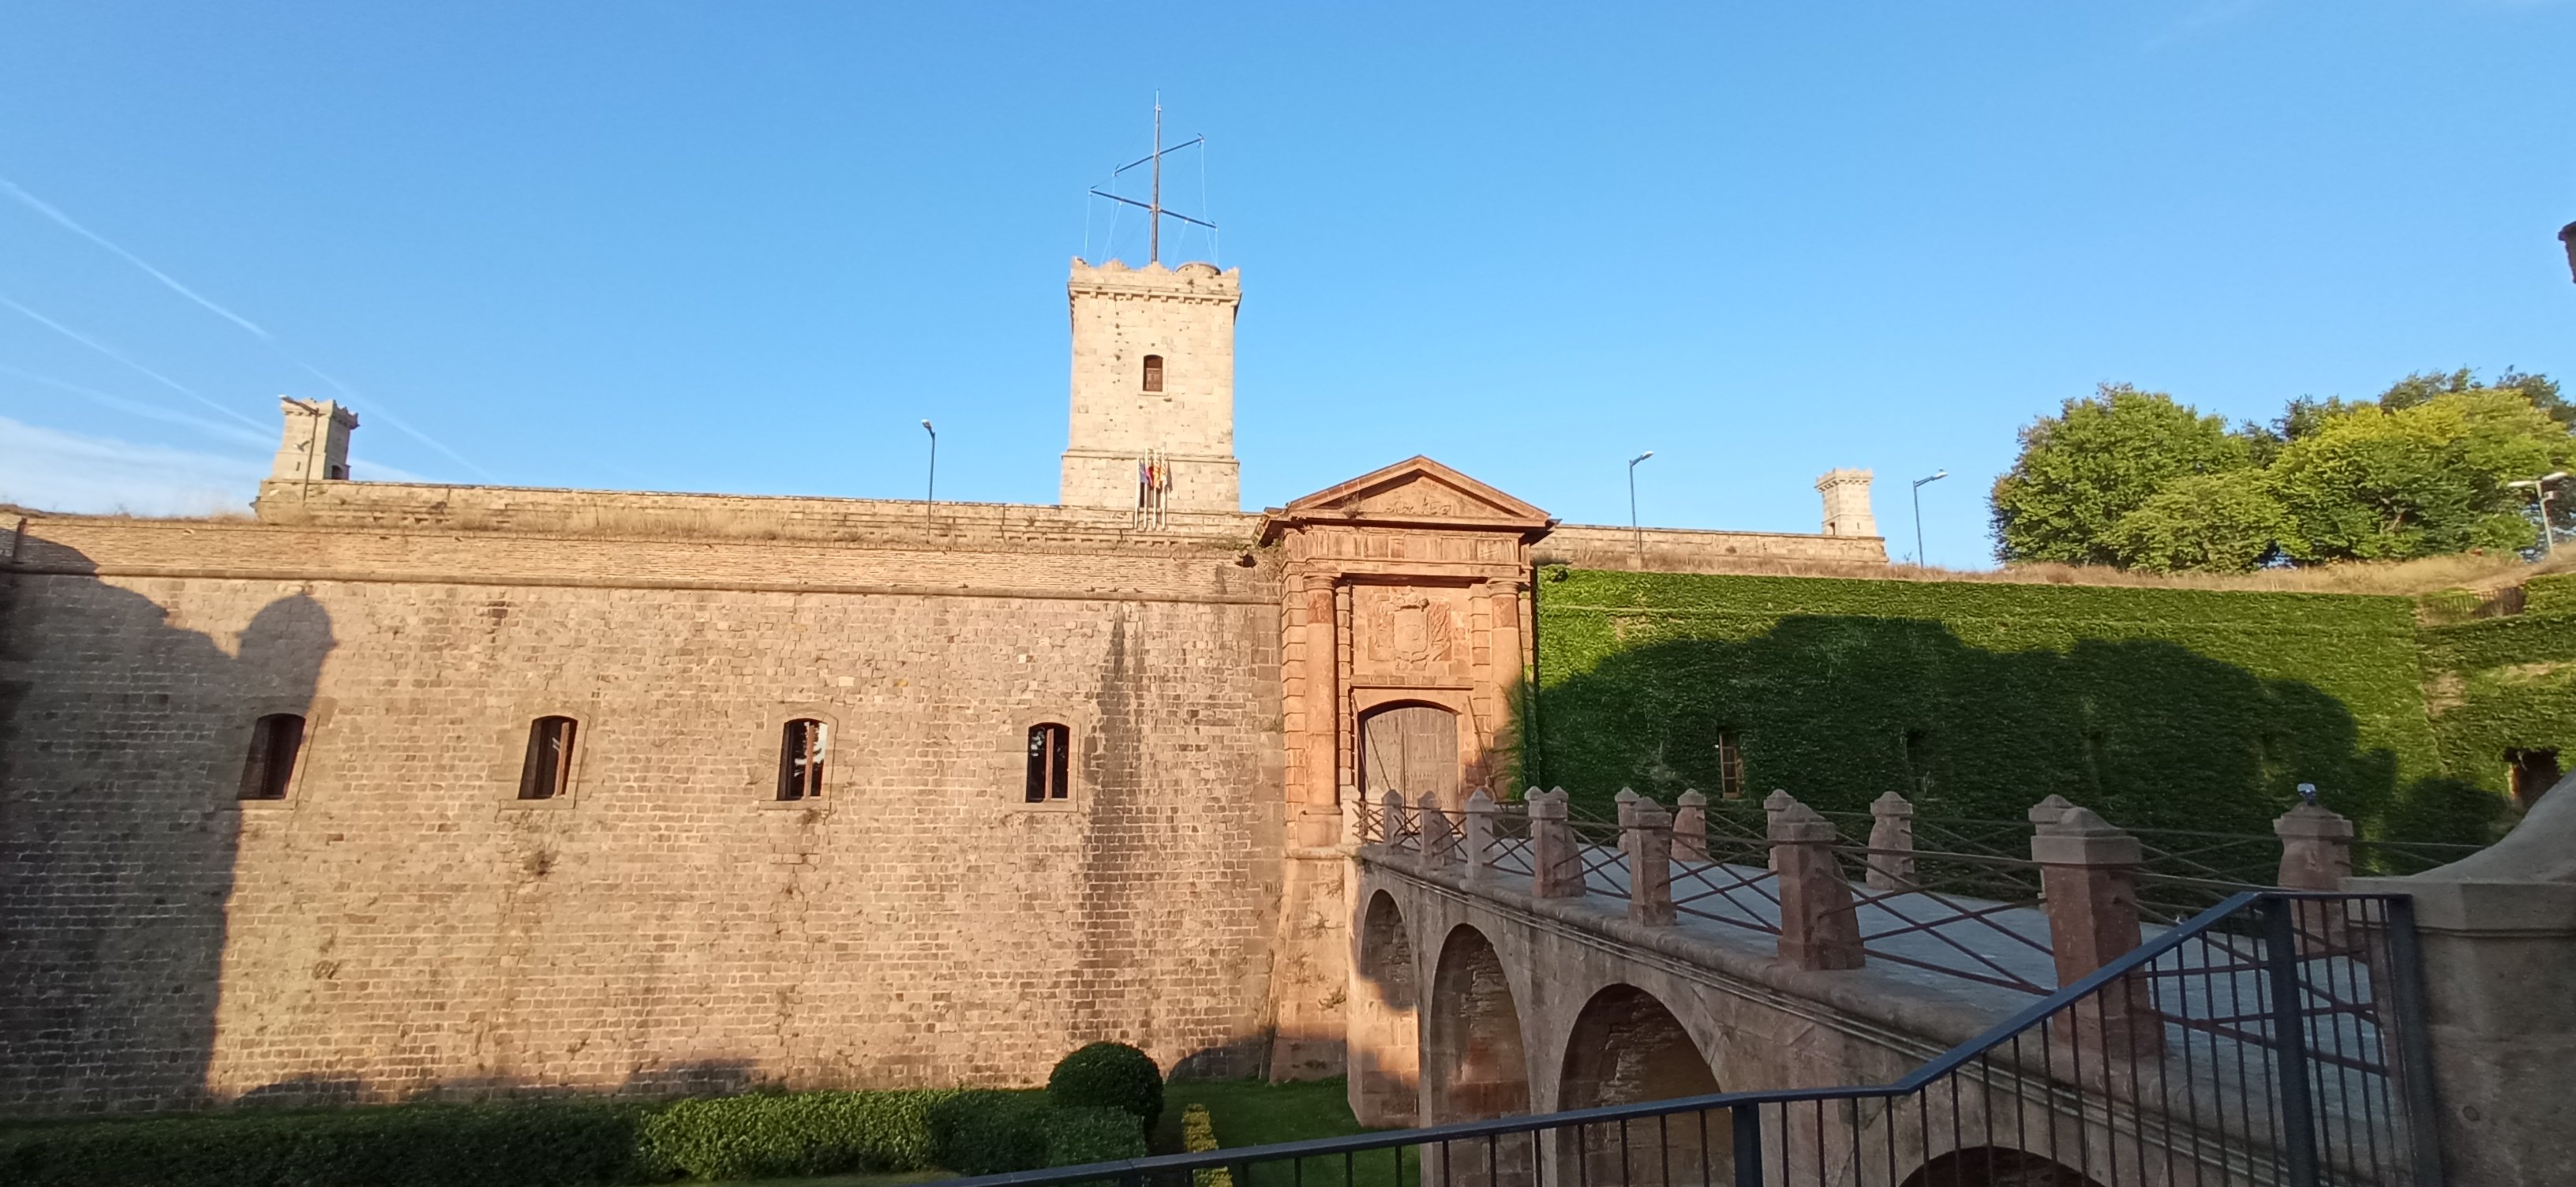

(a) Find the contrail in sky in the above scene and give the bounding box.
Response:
[0,177,490,477]
[0,361,271,449]
[0,294,268,431]
[1,178,272,339]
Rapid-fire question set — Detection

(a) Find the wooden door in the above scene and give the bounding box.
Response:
[1361,704,1462,809]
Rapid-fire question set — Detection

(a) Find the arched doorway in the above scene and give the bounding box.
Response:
[1556,984,1723,1187]
[1425,926,1533,1187]
[1901,1147,2109,1187]
[1350,891,1421,1126]
[1361,702,1462,810]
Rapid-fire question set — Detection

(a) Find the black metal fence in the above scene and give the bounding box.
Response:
[938,892,2438,1187]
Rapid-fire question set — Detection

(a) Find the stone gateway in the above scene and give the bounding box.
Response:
[0,258,1884,1115]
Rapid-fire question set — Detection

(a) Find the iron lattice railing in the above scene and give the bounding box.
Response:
[936,893,2438,1187]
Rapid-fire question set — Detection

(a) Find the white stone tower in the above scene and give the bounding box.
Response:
[1059,258,1241,515]
[1816,468,1878,537]
[271,397,358,482]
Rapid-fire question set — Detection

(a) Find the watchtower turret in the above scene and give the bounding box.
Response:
[1059,258,1241,515]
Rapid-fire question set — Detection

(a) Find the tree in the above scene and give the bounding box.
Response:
[1990,384,2252,564]
[2104,471,2295,572]
[2267,391,2569,561]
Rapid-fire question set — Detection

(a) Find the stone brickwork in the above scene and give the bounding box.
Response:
[1535,522,1887,575]
[0,512,1283,1113]
[1060,259,1242,515]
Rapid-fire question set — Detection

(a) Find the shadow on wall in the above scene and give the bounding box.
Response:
[1525,615,2499,847]
[0,542,335,1115]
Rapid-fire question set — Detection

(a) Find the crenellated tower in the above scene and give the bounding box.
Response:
[1059,258,1241,515]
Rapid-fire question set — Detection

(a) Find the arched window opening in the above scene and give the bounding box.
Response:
[1026,723,1071,803]
[1141,354,1164,393]
[1714,729,1746,799]
[519,716,578,800]
[777,718,829,801]
[238,713,307,800]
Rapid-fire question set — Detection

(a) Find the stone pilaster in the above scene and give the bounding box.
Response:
[1769,799,1863,971]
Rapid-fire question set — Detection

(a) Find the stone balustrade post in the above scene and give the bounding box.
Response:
[2028,793,2076,834]
[1421,799,1458,869]
[2032,804,2161,1056]
[1623,797,1676,926]
[2275,797,2356,949]
[2275,799,2353,891]
[1672,790,1709,862]
[1769,797,1864,970]
[1764,788,1795,871]
[1342,788,1367,847]
[1615,787,1641,828]
[1380,790,1407,854]
[1463,790,1498,883]
[1866,791,1917,891]
[1530,788,1583,899]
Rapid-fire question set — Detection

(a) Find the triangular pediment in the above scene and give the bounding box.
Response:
[1262,456,1552,537]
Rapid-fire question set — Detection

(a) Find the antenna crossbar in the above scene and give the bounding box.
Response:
[1088,189,1216,230]
[1114,136,1204,175]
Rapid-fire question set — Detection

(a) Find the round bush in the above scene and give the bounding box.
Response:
[1046,1042,1164,1129]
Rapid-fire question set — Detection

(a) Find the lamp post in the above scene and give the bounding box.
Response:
[2509,471,2570,555]
[1910,470,1949,567]
[1628,451,1655,567]
[920,420,937,531]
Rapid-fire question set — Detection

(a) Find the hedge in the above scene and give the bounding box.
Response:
[2416,575,2576,829]
[0,1087,1149,1187]
[0,1101,657,1187]
[1526,569,2490,842]
[1047,1042,1164,1129]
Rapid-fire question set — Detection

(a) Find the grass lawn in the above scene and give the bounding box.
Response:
[1155,1077,1418,1187]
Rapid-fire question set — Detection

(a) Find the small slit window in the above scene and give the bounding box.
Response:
[237,713,306,800]
[519,716,578,800]
[1141,354,1164,393]
[777,719,829,801]
[1026,723,1071,803]
[1713,729,1745,799]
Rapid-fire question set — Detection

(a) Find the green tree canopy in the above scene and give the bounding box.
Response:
[2104,470,2295,573]
[1990,384,2252,564]
[2267,391,2568,561]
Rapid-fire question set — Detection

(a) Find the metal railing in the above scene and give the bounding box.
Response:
[938,892,2438,1187]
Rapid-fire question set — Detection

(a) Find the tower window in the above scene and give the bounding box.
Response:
[519,716,578,800]
[1142,354,1164,393]
[1026,723,1071,803]
[1713,729,1745,799]
[777,719,829,801]
[238,713,306,800]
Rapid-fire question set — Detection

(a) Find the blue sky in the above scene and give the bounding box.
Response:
[2,2,2571,565]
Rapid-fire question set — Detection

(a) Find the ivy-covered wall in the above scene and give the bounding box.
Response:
[1526,569,2506,844]
[2415,572,2576,817]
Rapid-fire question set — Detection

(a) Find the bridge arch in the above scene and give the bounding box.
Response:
[1555,983,1723,1187]
[1425,924,1535,1187]
[1348,890,1421,1125]
[1900,1146,2108,1187]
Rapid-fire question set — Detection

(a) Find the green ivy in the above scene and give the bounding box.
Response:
[1529,569,2500,843]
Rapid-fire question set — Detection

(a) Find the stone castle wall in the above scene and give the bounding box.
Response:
[1536,522,1888,575]
[0,506,1286,1114]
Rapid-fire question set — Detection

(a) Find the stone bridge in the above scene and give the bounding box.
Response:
[1333,788,2394,1187]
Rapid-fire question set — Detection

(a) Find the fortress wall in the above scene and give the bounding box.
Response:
[0,513,1286,1114]
[1536,523,1889,575]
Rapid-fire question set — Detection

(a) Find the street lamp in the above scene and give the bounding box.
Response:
[2509,470,2569,555]
[1911,470,1949,567]
[920,420,937,530]
[1627,451,1655,567]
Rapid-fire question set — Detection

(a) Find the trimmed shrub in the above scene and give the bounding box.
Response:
[1041,1106,1148,1168]
[639,1088,959,1181]
[0,1101,655,1187]
[1181,1102,1234,1187]
[926,1089,1054,1176]
[1047,1042,1165,1129]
